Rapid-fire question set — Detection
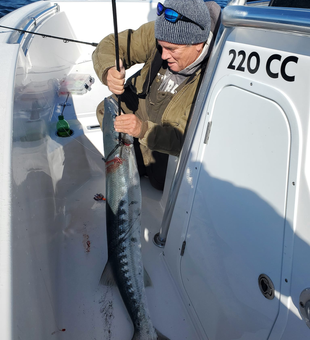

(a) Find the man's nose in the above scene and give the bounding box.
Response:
[161,48,170,60]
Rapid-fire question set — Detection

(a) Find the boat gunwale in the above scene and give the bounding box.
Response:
[223,5,310,35]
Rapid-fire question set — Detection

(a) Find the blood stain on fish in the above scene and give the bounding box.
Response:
[106,157,124,173]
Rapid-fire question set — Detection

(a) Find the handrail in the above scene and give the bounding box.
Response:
[16,3,59,54]
[222,5,310,34]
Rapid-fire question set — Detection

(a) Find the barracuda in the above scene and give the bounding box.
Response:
[102,97,169,340]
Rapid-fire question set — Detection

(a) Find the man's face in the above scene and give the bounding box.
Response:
[158,40,204,72]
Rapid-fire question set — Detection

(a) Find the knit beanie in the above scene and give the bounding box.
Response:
[155,0,211,45]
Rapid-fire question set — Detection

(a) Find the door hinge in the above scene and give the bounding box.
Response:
[204,121,212,144]
[180,241,186,256]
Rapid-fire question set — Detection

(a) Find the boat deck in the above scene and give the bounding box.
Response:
[11,46,199,338]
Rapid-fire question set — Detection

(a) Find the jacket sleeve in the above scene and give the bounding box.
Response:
[92,21,157,84]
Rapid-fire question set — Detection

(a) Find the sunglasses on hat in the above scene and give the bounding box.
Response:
[157,2,204,30]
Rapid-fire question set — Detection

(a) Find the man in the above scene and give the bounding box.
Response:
[92,0,220,190]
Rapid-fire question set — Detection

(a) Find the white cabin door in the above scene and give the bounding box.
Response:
[180,86,290,339]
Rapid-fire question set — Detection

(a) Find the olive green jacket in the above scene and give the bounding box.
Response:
[92,21,206,156]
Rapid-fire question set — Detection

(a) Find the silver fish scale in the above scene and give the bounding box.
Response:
[103,97,158,340]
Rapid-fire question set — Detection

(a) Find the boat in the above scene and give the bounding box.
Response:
[1,0,310,339]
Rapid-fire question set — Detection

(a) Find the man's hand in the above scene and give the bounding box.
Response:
[114,114,143,138]
[106,59,125,95]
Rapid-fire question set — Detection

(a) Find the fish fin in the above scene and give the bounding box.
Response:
[100,264,150,287]
[144,268,152,287]
[99,261,116,286]
[155,328,170,340]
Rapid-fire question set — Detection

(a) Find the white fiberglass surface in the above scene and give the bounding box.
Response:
[6,2,198,339]
[10,126,196,339]
[181,86,290,339]
[11,71,108,338]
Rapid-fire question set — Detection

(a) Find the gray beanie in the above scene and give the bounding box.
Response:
[155,0,211,45]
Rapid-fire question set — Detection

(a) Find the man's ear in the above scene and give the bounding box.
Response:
[195,42,205,54]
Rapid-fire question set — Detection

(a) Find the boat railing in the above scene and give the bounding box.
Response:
[223,5,310,34]
[14,3,60,55]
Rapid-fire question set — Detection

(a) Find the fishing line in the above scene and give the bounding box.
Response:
[59,93,70,115]
[103,142,121,163]
[0,24,98,46]
[56,126,104,157]
[57,124,104,157]
[55,95,105,158]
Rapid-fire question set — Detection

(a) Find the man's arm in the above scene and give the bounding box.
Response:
[92,21,157,88]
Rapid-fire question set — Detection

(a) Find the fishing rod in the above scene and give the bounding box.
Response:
[111,0,122,117]
[0,24,98,46]
[111,0,123,153]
